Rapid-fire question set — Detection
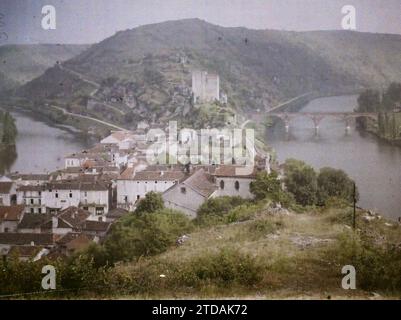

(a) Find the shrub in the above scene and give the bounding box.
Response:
[195,196,249,226]
[104,209,192,263]
[284,159,317,206]
[134,191,164,215]
[317,168,358,206]
[331,231,401,293]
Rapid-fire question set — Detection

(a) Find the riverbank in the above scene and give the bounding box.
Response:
[358,116,401,148]
[266,94,401,221]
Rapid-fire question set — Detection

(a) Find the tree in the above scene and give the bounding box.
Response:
[134,191,164,215]
[250,171,281,201]
[317,167,358,206]
[104,209,192,262]
[284,159,317,206]
[1,112,18,145]
[357,89,380,113]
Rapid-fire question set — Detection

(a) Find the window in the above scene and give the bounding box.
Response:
[84,192,87,197]
[55,193,58,198]
[155,181,158,184]
[124,196,128,202]
[69,192,72,198]
[30,199,34,204]
[30,208,34,214]
[96,207,104,215]
[38,191,41,196]
[4,228,9,233]
[181,187,186,194]
[234,181,240,191]
[38,208,42,214]
[220,180,225,190]
[137,195,140,200]
[39,199,41,205]
[83,206,89,211]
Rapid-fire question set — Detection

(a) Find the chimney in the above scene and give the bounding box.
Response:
[52,216,58,229]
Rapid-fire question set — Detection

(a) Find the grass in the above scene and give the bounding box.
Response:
[107,204,401,299]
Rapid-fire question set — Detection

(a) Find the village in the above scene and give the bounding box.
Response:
[0,70,272,262]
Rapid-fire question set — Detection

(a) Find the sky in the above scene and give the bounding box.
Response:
[1,0,401,44]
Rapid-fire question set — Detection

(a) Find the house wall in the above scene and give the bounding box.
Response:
[163,185,207,218]
[0,221,19,233]
[117,179,176,210]
[214,177,255,199]
[17,190,46,214]
[64,158,82,168]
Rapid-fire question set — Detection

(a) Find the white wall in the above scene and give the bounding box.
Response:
[214,177,254,199]
[117,179,176,210]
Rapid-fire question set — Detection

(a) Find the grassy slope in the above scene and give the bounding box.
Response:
[113,203,401,299]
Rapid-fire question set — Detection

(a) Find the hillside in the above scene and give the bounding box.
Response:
[16,19,401,128]
[0,44,89,92]
[108,203,401,299]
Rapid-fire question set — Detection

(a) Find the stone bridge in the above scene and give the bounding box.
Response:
[258,112,378,133]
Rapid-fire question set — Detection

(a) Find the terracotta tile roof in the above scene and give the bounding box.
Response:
[65,234,94,252]
[58,206,91,228]
[0,205,25,222]
[106,208,128,219]
[182,169,217,198]
[83,220,111,232]
[0,181,13,193]
[18,174,50,181]
[17,185,45,192]
[132,170,185,181]
[0,233,55,246]
[18,213,52,229]
[46,180,109,191]
[213,165,257,178]
[8,245,43,258]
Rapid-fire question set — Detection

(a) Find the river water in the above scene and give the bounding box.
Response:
[0,111,91,174]
[267,95,401,220]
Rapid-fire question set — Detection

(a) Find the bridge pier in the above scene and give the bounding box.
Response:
[344,117,352,134]
[311,115,325,135]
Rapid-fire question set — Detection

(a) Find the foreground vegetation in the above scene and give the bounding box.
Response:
[1,163,400,299]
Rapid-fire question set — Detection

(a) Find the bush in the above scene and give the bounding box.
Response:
[134,191,164,215]
[195,196,249,226]
[250,171,281,201]
[332,231,401,293]
[110,248,265,294]
[104,209,192,263]
[284,159,317,206]
[317,168,358,206]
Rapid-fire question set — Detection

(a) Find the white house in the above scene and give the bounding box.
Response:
[16,185,46,214]
[117,168,185,211]
[0,179,17,206]
[44,181,110,218]
[212,165,257,199]
[0,205,25,233]
[163,169,217,218]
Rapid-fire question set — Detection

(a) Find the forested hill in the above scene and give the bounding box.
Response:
[17,19,401,123]
[0,44,89,93]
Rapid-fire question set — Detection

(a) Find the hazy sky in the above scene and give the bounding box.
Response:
[1,0,401,44]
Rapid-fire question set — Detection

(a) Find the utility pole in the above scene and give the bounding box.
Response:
[352,182,356,230]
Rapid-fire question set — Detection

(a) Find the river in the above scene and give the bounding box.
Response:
[266,95,401,220]
[0,111,91,174]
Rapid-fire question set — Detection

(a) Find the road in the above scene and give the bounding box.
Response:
[49,105,127,131]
